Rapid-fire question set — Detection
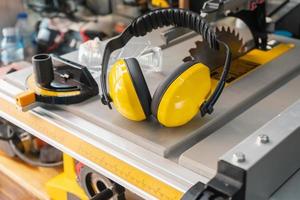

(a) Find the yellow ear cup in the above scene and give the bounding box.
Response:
[151,62,211,127]
[108,58,152,121]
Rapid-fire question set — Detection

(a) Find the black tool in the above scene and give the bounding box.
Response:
[16,54,99,109]
[90,188,114,200]
[0,118,63,167]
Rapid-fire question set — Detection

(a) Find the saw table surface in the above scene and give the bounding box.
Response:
[0,33,300,199]
[5,35,300,159]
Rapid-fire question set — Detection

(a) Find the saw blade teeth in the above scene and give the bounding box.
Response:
[189,48,197,55]
[226,26,231,33]
[185,17,255,64]
[235,30,242,39]
[213,26,218,32]
[222,26,227,33]
[242,46,247,52]
[195,41,202,48]
[216,26,222,32]
[232,28,238,36]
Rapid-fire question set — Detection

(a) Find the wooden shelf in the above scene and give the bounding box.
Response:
[0,151,62,200]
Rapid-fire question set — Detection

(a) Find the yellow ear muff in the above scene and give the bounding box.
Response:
[151,62,211,127]
[108,58,151,121]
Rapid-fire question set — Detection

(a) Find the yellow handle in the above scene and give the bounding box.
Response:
[16,90,36,108]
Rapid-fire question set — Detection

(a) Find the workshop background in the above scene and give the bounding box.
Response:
[0,0,300,200]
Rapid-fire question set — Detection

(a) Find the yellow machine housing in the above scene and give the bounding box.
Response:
[46,154,88,200]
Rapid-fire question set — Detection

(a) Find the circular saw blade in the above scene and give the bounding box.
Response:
[216,26,245,56]
[183,23,250,70]
[215,17,255,52]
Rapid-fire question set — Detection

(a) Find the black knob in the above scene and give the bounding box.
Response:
[32,54,54,88]
[90,188,113,200]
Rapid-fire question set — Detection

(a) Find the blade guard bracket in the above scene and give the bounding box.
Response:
[16,54,99,111]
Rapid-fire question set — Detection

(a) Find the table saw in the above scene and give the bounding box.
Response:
[0,26,300,200]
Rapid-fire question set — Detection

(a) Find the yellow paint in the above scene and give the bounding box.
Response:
[157,63,211,127]
[0,97,183,200]
[26,74,81,97]
[16,90,36,107]
[108,59,146,121]
[151,0,170,8]
[206,43,295,106]
[46,154,88,200]
[211,43,294,85]
[228,43,294,84]
[241,43,294,65]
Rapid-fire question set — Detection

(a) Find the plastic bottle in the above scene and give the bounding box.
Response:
[1,27,24,65]
[15,12,34,57]
[36,18,51,43]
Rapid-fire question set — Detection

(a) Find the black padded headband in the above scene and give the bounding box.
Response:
[100,8,231,116]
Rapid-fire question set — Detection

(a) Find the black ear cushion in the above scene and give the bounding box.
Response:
[125,58,152,117]
[151,61,198,118]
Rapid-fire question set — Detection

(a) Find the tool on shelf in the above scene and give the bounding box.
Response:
[0,118,62,167]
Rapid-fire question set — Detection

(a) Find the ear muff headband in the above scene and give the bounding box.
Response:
[101,8,232,117]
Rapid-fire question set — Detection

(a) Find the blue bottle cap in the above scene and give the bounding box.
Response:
[17,12,28,19]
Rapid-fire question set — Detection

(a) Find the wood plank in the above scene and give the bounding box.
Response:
[0,171,39,200]
[0,151,62,200]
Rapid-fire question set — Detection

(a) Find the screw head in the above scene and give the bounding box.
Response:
[257,135,269,144]
[233,152,246,163]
